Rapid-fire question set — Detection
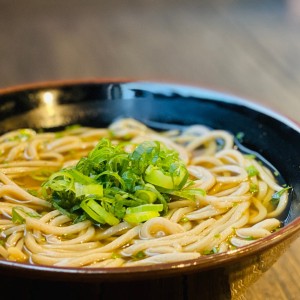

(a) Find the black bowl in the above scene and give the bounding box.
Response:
[0,80,299,299]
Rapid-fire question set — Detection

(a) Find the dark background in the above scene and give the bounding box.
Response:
[1,0,300,298]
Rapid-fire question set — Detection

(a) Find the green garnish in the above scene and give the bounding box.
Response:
[80,199,119,226]
[180,217,189,223]
[203,247,218,255]
[7,129,35,142]
[246,165,259,177]
[133,251,146,260]
[271,186,291,207]
[249,183,259,194]
[229,244,237,251]
[236,132,245,142]
[111,253,121,259]
[125,204,163,214]
[12,207,41,224]
[42,138,204,226]
[65,124,82,131]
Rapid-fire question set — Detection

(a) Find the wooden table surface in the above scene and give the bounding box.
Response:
[0,0,300,299]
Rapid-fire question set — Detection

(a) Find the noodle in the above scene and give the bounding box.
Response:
[0,118,289,267]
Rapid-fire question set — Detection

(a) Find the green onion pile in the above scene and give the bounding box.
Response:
[42,138,205,226]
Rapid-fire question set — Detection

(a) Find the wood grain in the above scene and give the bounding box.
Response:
[0,0,299,298]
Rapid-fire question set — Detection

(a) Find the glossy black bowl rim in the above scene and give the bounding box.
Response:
[0,78,299,280]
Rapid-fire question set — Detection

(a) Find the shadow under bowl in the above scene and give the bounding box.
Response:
[0,80,299,299]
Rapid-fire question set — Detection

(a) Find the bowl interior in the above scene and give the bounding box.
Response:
[0,80,299,279]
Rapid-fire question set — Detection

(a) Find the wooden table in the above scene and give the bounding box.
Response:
[0,0,299,299]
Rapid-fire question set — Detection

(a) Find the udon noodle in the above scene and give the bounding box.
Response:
[0,119,289,268]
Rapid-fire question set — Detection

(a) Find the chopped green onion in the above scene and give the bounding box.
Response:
[12,207,40,224]
[271,186,291,207]
[246,165,259,177]
[80,199,119,226]
[134,189,157,203]
[12,208,25,224]
[132,251,146,260]
[236,132,245,142]
[124,211,160,224]
[144,165,188,190]
[75,183,103,198]
[42,138,194,226]
[170,188,206,201]
[180,217,189,223]
[249,183,259,194]
[126,204,163,214]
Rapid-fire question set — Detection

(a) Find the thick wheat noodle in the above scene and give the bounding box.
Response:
[48,142,97,154]
[54,252,114,267]
[267,192,288,218]
[0,167,52,175]
[31,253,66,265]
[255,181,268,201]
[205,213,250,251]
[46,226,96,245]
[78,128,109,138]
[24,137,52,160]
[26,239,106,259]
[0,120,289,267]
[168,199,197,209]
[184,130,234,151]
[210,165,249,183]
[86,258,125,268]
[6,143,26,161]
[169,207,195,223]
[0,185,50,207]
[26,218,91,235]
[184,202,250,252]
[191,156,223,167]
[139,217,185,239]
[43,241,101,250]
[93,221,133,240]
[186,205,228,220]
[39,152,65,162]
[252,160,282,191]
[93,226,141,253]
[0,161,61,168]
[46,136,82,150]
[6,231,24,248]
[216,149,246,166]
[0,141,19,160]
[1,224,26,237]
[124,252,201,267]
[48,215,71,226]
[187,166,216,191]
[145,245,182,255]
[121,218,216,256]
[206,195,251,209]
[212,182,249,197]
[249,197,268,224]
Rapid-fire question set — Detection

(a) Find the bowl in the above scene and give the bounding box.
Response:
[0,79,299,299]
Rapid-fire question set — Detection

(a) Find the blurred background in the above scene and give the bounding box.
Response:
[1,0,300,299]
[1,0,300,121]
